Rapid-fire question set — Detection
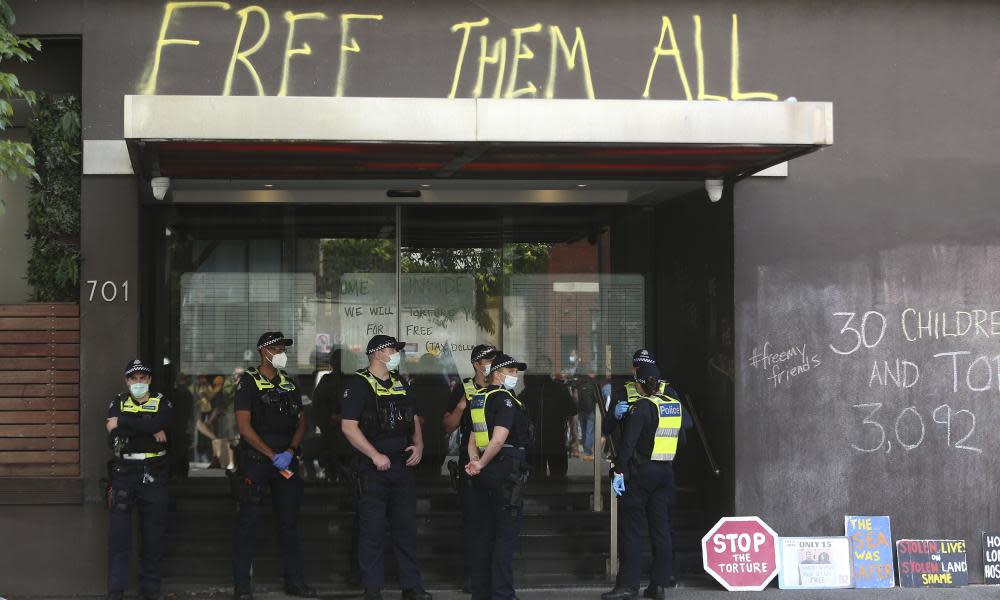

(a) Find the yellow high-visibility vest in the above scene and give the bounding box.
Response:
[470,388,523,451]
[462,378,484,402]
[356,369,407,398]
[247,367,296,391]
[625,380,667,403]
[643,393,682,462]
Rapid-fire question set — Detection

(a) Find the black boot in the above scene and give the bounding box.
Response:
[643,584,665,599]
[601,587,638,600]
[402,588,433,600]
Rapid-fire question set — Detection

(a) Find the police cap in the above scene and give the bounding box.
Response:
[486,353,527,375]
[366,334,406,355]
[124,358,151,376]
[470,344,499,363]
[632,348,657,366]
[257,331,293,350]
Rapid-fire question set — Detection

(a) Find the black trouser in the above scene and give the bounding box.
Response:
[355,455,422,590]
[458,465,478,582]
[616,461,676,590]
[469,454,526,600]
[232,458,306,592]
[107,458,169,596]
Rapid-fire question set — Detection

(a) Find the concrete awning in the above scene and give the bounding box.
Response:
[122,96,833,182]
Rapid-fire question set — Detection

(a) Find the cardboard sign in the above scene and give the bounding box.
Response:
[896,539,968,587]
[983,531,1000,584]
[778,537,853,589]
[844,515,894,588]
[701,516,779,591]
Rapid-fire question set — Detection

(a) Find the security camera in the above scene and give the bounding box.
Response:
[151,176,171,200]
[705,179,724,203]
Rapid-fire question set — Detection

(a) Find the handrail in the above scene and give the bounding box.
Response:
[681,392,721,477]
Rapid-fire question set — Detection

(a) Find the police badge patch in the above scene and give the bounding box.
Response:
[505,399,513,408]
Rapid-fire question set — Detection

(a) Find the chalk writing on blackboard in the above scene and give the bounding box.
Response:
[746,341,821,388]
[849,402,981,455]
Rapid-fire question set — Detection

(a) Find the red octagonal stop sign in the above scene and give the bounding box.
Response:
[702,516,779,591]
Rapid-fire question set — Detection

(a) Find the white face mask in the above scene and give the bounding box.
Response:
[385,351,401,371]
[503,375,518,390]
[269,351,288,369]
[480,363,492,378]
[129,382,149,398]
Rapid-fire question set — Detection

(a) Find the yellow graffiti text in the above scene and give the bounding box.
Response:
[448,17,490,99]
[222,6,269,96]
[730,14,778,100]
[142,1,231,95]
[504,23,543,98]
[642,16,692,100]
[545,26,594,100]
[474,36,507,99]
[336,13,383,97]
[278,11,329,97]
[693,15,727,101]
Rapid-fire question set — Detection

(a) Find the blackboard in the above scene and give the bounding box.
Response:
[736,245,1000,584]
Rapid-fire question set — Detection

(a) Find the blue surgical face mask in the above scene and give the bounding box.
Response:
[386,351,401,371]
[503,375,518,390]
[129,382,149,398]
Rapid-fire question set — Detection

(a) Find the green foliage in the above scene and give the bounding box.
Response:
[26,94,81,301]
[0,0,39,217]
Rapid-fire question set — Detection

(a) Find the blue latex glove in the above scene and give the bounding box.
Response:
[614,401,629,420]
[612,472,625,497]
[272,450,293,471]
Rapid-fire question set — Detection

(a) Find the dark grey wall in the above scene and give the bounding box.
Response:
[732,0,1000,585]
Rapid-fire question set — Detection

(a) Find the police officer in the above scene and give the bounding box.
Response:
[232,332,316,600]
[601,364,691,600]
[602,350,675,447]
[443,344,498,592]
[465,352,532,600]
[105,359,172,600]
[341,335,433,600]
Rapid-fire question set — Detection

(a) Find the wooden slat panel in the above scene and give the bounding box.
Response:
[0,331,79,343]
[0,424,78,437]
[0,317,79,331]
[0,384,79,397]
[0,477,83,504]
[0,438,78,450]
[0,463,79,476]
[0,370,79,384]
[0,398,79,411]
[0,344,80,358]
[0,450,79,464]
[0,358,78,370]
[0,304,78,317]
[0,411,79,425]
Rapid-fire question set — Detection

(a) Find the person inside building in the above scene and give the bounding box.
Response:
[231,332,316,600]
[465,352,532,600]
[602,363,692,600]
[168,372,193,480]
[105,359,172,600]
[311,348,361,586]
[520,355,575,480]
[409,352,452,480]
[442,343,498,593]
[341,335,433,600]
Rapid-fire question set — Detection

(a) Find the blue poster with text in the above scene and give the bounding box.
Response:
[844,515,894,588]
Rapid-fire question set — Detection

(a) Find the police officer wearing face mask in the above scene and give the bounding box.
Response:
[105,359,172,600]
[465,353,532,600]
[602,364,692,600]
[341,335,433,600]
[602,350,676,450]
[232,332,316,600]
[443,344,498,592]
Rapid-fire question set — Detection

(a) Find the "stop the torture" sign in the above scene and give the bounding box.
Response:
[702,516,780,591]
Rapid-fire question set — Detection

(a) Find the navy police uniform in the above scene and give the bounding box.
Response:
[231,332,314,599]
[447,344,498,589]
[603,364,692,600]
[467,353,532,600]
[106,359,172,600]
[341,335,430,600]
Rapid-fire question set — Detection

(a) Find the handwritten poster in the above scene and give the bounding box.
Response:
[896,539,968,588]
[983,531,1000,585]
[844,515,894,588]
[777,537,853,589]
